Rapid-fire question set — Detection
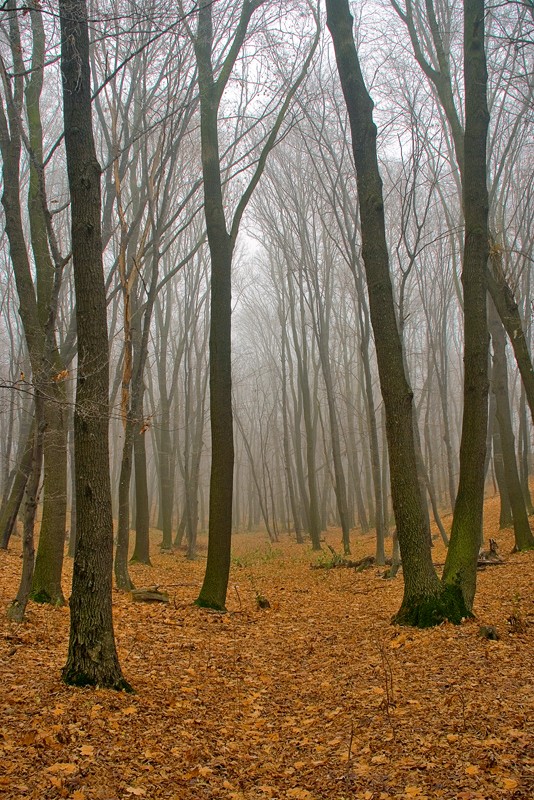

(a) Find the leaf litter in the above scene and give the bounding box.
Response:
[0,494,533,800]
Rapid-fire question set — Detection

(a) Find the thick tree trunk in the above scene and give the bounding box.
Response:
[25,5,68,606]
[60,0,130,691]
[326,0,445,625]
[442,0,490,610]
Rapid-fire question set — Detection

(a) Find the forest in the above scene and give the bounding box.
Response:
[0,0,533,797]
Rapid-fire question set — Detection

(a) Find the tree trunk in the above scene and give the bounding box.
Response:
[194,3,234,606]
[130,421,152,565]
[60,0,130,691]
[492,414,512,527]
[0,418,34,550]
[326,0,445,625]
[489,304,534,550]
[7,399,44,622]
[518,386,533,514]
[115,420,135,590]
[442,0,490,610]
[31,398,67,604]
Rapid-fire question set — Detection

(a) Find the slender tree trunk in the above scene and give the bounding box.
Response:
[486,269,534,425]
[158,399,175,549]
[489,304,534,550]
[7,398,44,622]
[115,420,135,590]
[31,399,67,604]
[194,30,234,606]
[0,418,34,550]
[130,422,152,564]
[492,414,512,527]
[280,329,303,542]
[288,274,322,549]
[518,386,533,514]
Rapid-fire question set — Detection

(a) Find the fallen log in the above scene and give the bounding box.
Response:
[311,546,391,571]
[130,586,169,603]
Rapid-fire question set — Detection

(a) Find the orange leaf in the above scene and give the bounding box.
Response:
[46,763,77,775]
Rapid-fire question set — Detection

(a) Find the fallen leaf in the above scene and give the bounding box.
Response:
[465,764,479,776]
[46,763,77,775]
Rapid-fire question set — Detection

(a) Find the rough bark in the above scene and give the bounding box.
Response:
[26,4,68,606]
[442,0,490,610]
[326,0,446,626]
[60,0,130,691]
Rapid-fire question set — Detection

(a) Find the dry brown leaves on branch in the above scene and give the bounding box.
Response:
[0,494,533,800]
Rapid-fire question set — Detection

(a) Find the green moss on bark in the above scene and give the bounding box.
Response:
[30,588,65,606]
[392,584,472,628]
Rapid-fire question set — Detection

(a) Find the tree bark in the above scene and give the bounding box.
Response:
[442,0,490,610]
[489,304,534,550]
[59,0,130,691]
[326,0,446,625]
[7,399,44,622]
[0,417,34,550]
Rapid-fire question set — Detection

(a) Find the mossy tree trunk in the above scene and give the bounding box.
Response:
[326,0,445,626]
[59,0,130,691]
[25,5,68,607]
[441,0,490,611]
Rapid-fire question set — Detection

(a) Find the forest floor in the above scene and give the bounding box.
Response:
[1,494,533,800]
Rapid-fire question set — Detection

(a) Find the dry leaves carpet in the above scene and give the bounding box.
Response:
[1,495,533,800]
